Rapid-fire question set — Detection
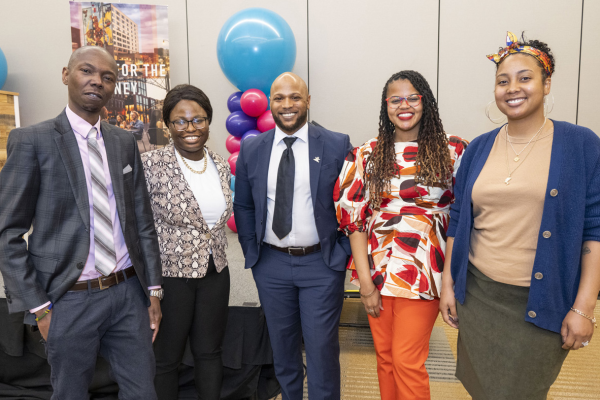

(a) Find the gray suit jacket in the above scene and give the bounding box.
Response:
[0,110,162,313]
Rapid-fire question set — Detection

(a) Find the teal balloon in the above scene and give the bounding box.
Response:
[217,8,296,95]
[0,47,7,90]
[230,174,236,191]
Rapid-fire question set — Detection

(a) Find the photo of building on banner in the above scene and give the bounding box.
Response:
[69,1,170,153]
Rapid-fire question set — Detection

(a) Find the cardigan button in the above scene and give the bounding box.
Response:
[550,189,558,197]
[534,272,543,280]
[528,310,537,318]
[542,231,551,239]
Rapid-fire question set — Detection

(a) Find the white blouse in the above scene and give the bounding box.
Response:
[175,150,227,230]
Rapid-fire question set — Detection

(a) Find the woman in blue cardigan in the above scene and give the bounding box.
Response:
[439,32,600,399]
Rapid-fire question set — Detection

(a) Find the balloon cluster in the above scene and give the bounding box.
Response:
[225,89,275,232]
[217,7,297,232]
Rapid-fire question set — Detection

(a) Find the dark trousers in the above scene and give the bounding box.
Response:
[45,275,156,400]
[252,245,346,400]
[154,256,230,400]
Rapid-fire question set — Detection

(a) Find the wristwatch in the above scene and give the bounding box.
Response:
[149,289,164,301]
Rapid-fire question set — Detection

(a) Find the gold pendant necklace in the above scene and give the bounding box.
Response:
[506,118,546,163]
[504,125,540,185]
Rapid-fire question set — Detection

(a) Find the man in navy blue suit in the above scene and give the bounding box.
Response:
[234,72,353,400]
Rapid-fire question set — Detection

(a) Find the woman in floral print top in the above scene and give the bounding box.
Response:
[334,70,468,400]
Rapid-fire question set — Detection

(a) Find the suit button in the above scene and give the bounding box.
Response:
[543,231,551,238]
[528,310,537,318]
[550,189,558,197]
[7,299,11,304]
[534,272,543,280]
[77,262,84,270]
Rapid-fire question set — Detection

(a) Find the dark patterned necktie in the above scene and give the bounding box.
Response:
[272,136,298,239]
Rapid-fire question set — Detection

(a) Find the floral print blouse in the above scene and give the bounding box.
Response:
[334,136,468,300]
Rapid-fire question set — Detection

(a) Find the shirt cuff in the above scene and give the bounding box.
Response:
[148,286,161,290]
[30,301,52,314]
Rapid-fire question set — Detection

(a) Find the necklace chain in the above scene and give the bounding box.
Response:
[506,118,546,162]
[176,147,208,174]
[504,122,544,185]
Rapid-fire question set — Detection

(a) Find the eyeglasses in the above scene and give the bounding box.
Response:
[386,95,423,109]
[170,117,208,131]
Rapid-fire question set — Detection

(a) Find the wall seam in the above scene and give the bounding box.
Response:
[436,0,441,100]
[185,0,190,84]
[307,0,311,120]
[576,0,584,125]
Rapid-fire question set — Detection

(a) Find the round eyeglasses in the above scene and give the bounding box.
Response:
[386,95,423,109]
[170,117,208,131]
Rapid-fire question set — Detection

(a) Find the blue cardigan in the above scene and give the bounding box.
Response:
[447,120,600,333]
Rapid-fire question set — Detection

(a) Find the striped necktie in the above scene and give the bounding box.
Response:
[87,127,117,276]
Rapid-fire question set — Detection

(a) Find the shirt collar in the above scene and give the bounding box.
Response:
[274,121,309,145]
[65,105,102,140]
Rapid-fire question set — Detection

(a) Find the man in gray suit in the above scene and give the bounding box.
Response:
[0,46,163,399]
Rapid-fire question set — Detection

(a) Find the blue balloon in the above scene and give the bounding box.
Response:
[0,47,7,90]
[230,174,236,191]
[226,111,257,138]
[217,8,297,95]
[241,129,261,142]
[227,91,243,113]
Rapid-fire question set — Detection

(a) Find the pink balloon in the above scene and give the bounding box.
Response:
[228,152,239,176]
[257,110,276,133]
[225,134,241,154]
[240,89,269,117]
[227,214,237,233]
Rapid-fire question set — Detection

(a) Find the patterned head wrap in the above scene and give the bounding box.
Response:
[487,31,553,77]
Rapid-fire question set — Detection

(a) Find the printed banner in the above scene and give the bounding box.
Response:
[70,2,170,153]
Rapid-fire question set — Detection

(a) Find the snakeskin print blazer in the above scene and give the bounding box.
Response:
[141,145,233,278]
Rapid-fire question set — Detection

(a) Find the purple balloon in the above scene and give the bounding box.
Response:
[227,91,243,113]
[241,129,261,142]
[226,111,257,137]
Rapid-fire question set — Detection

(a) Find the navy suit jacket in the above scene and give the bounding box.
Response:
[234,123,353,271]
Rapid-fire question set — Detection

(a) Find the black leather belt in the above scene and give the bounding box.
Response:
[265,243,321,256]
[70,266,136,291]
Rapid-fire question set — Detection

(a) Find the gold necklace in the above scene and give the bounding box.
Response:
[176,147,207,174]
[506,118,546,162]
[504,126,537,185]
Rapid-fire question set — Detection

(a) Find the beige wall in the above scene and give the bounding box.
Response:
[577,0,600,133]
[0,0,596,149]
[308,0,439,147]
[438,0,583,141]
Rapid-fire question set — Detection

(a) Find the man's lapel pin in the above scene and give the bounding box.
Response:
[313,157,320,163]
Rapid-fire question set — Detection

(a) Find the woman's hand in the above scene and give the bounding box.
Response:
[439,286,459,329]
[561,310,595,350]
[361,283,383,318]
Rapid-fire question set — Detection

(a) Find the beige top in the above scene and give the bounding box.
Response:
[469,126,553,287]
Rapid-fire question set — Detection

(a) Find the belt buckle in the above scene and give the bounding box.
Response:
[98,277,108,290]
[288,247,305,256]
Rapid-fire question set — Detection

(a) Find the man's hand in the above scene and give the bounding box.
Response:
[35,309,53,341]
[148,296,162,343]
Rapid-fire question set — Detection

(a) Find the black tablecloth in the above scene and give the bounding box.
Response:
[0,300,279,400]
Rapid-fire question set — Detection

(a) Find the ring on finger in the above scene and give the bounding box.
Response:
[582,341,590,347]
[368,308,374,313]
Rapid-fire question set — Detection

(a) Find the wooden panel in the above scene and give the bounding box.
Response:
[438,0,583,141]
[0,93,17,171]
[308,0,439,146]
[577,0,600,134]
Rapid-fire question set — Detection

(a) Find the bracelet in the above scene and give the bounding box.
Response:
[360,287,377,298]
[35,303,53,322]
[570,307,598,328]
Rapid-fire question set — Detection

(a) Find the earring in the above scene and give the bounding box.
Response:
[544,93,555,116]
[485,100,506,124]
[168,130,173,145]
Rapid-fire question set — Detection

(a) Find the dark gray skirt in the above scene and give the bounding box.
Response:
[455,263,569,400]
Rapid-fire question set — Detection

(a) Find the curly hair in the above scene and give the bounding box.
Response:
[366,70,451,210]
[497,32,556,80]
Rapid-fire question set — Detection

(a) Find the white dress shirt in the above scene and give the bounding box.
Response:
[175,150,226,230]
[264,123,320,247]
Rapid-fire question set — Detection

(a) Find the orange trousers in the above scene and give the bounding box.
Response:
[368,296,440,400]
